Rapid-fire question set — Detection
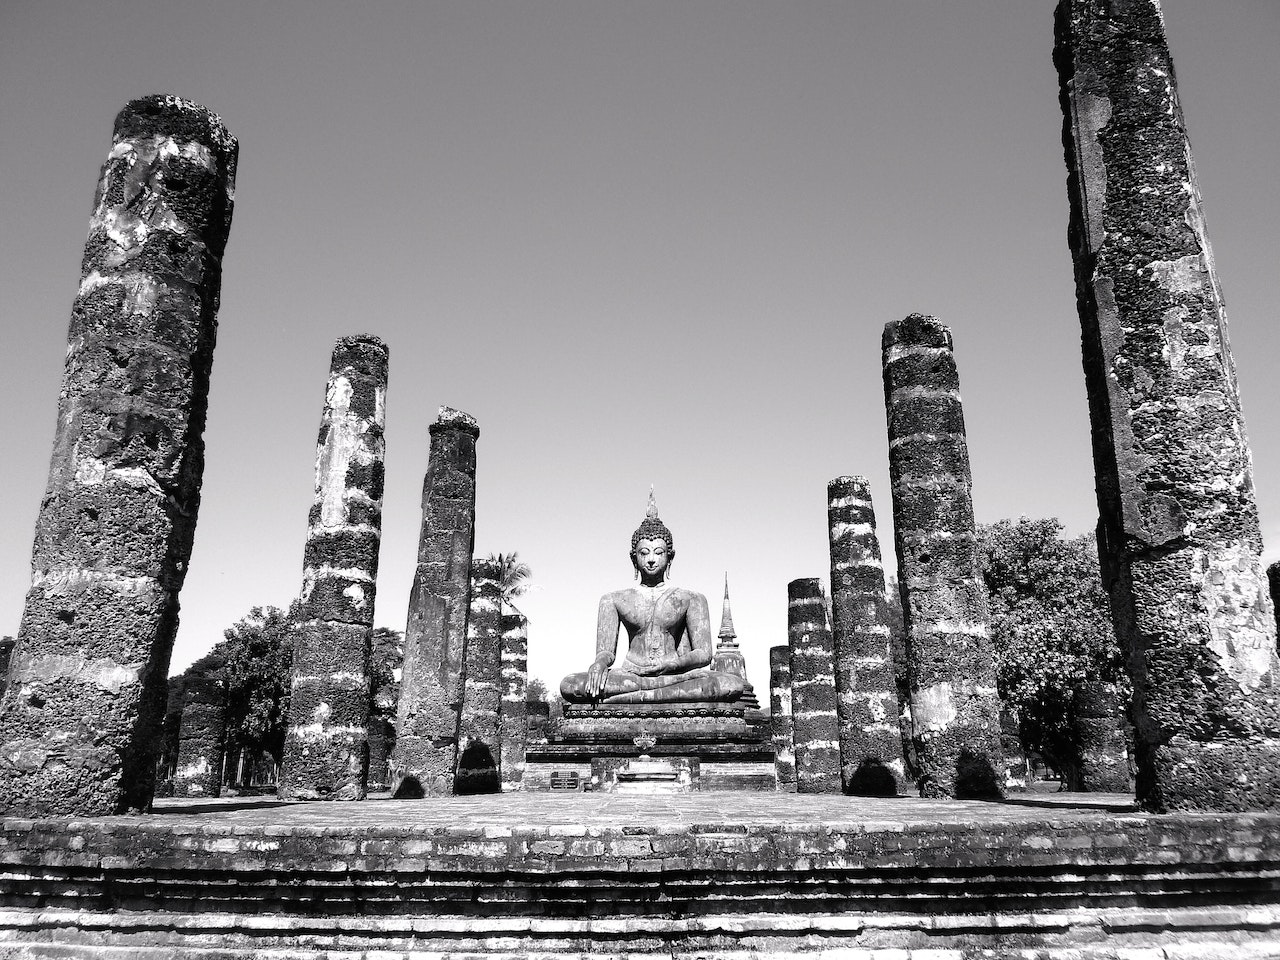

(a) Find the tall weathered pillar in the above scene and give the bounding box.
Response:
[391,408,479,798]
[280,336,389,801]
[882,313,1003,799]
[455,561,502,794]
[172,671,227,798]
[827,476,904,796]
[769,645,797,791]
[787,579,841,794]
[0,96,237,816]
[498,604,528,792]
[1056,0,1280,811]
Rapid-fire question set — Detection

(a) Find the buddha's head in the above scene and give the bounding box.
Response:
[630,489,674,580]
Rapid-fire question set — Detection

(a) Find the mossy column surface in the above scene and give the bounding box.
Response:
[827,476,904,796]
[882,314,1003,799]
[0,96,237,816]
[768,645,796,791]
[391,408,478,797]
[455,562,502,794]
[1056,0,1280,811]
[172,672,227,798]
[498,604,528,792]
[787,579,841,794]
[280,336,388,801]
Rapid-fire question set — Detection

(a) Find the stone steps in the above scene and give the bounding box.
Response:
[0,905,1279,958]
[1,799,1278,956]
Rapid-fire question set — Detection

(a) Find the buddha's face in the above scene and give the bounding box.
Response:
[634,537,671,581]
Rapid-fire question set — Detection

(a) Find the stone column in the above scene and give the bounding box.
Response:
[455,561,502,794]
[787,579,841,794]
[498,604,528,792]
[172,672,227,798]
[1075,682,1131,793]
[0,639,14,699]
[158,676,187,784]
[391,407,478,798]
[769,645,797,791]
[280,336,388,801]
[0,96,237,816]
[1269,562,1280,643]
[882,313,1003,799]
[1056,0,1280,811]
[827,476,904,796]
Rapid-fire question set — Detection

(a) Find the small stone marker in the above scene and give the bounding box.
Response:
[0,96,237,816]
[1056,0,1280,811]
[391,408,479,797]
[787,578,842,794]
[827,476,904,795]
[882,313,1003,799]
[280,335,389,801]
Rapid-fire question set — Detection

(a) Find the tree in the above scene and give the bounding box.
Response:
[526,677,550,705]
[219,605,296,772]
[977,518,1125,789]
[485,551,532,607]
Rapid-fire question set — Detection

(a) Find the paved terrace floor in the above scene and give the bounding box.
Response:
[113,789,1141,832]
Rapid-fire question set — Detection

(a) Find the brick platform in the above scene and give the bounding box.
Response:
[1,792,1278,957]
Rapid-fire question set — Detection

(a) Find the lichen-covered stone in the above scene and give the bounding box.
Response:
[882,314,1003,800]
[280,336,388,802]
[768,645,796,791]
[827,476,904,796]
[0,96,237,816]
[498,605,528,792]
[787,579,841,794]
[172,672,226,798]
[455,561,503,794]
[1056,0,1280,812]
[391,408,479,798]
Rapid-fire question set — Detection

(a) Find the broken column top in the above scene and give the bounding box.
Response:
[332,335,389,372]
[114,94,236,153]
[431,406,480,438]
[882,313,953,352]
[828,475,871,497]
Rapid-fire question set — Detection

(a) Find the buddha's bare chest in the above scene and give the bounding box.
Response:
[619,589,688,634]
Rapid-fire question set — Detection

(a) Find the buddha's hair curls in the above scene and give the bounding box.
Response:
[630,516,674,568]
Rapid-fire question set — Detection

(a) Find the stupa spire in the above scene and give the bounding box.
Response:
[717,573,738,647]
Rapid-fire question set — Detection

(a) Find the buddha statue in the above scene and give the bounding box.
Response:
[559,493,747,705]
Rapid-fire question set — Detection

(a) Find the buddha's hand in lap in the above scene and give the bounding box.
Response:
[586,660,610,697]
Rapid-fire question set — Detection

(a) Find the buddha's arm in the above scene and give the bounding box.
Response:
[587,594,621,697]
[659,593,713,674]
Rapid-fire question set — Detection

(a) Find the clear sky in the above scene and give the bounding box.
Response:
[1,1,1278,696]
